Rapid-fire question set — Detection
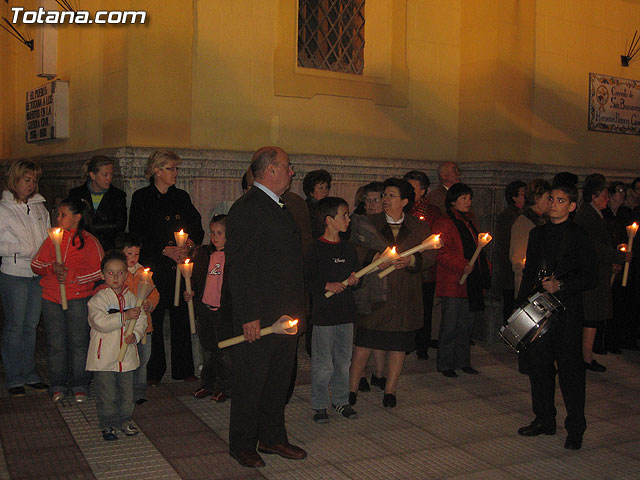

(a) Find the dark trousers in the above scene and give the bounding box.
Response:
[521,315,586,436]
[196,306,231,394]
[415,281,436,355]
[147,299,194,382]
[502,289,515,324]
[229,334,296,452]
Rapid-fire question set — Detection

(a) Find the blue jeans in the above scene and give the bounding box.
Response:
[311,323,353,410]
[0,273,43,388]
[41,298,92,395]
[133,334,152,401]
[93,370,134,430]
[437,297,475,372]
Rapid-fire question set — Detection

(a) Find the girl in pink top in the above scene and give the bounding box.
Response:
[185,215,231,402]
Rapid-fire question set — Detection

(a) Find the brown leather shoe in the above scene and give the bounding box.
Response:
[257,442,307,460]
[229,450,265,468]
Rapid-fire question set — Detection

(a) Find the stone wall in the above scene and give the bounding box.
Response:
[5,147,638,344]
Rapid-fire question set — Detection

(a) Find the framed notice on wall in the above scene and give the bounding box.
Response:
[588,73,640,135]
[25,80,69,143]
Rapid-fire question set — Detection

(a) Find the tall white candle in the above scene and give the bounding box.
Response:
[178,259,196,334]
[459,233,492,285]
[173,229,189,306]
[47,227,68,310]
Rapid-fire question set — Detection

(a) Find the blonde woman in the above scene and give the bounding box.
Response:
[128,150,204,385]
[0,160,50,396]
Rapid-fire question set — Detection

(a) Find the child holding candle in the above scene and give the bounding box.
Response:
[432,183,490,378]
[86,250,147,441]
[116,233,160,405]
[185,214,232,402]
[31,197,104,403]
[305,197,360,423]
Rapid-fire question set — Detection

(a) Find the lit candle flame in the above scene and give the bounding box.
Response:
[179,229,185,235]
[483,234,490,241]
[143,267,150,272]
[419,216,425,221]
[620,246,627,252]
[435,234,440,241]
[55,227,62,234]
[289,319,299,327]
[184,259,190,265]
[633,223,639,229]
[391,246,397,254]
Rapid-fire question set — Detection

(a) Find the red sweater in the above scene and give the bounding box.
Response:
[433,211,479,298]
[31,229,104,304]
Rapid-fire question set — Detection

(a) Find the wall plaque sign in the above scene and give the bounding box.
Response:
[589,73,640,135]
[25,80,69,142]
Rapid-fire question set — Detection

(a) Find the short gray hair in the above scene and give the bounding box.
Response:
[250,147,280,179]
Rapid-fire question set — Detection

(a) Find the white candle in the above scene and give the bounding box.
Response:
[325,246,399,298]
[377,234,443,279]
[173,229,189,306]
[47,227,68,310]
[622,223,638,287]
[117,269,154,362]
[178,259,196,334]
[218,315,299,349]
[459,232,492,285]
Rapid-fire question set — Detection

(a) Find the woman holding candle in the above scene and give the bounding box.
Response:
[31,196,104,402]
[67,155,127,251]
[0,160,50,396]
[348,178,435,408]
[603,182,636,352]
[433,183,490,378]
[575,175,629,371]
[128,150,204,384]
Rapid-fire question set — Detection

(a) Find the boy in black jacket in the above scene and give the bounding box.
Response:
[305,197,360,423]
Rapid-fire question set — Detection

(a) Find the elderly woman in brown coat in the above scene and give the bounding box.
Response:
[348,178,435,408]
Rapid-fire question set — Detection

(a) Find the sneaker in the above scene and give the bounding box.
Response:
[102,428,118,441]
[26,382,49,391]
[192,387,213,399]
[74,392,87,403]
[333,404,358,419]
[52,392,65,403]
[313,409,329,424]
[121,424,139,436]
[8,386,26,397]
[210,392,228,403]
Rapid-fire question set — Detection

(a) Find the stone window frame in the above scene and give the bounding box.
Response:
[275,0,408,107]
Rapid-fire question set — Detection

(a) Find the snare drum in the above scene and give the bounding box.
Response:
[500,291,564,353]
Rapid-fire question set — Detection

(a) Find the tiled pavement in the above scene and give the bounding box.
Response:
[2,333,640,479]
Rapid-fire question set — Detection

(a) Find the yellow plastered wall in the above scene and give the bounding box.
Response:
[530,0,640,168]
[191,0,461,160]
[459,0,536,164]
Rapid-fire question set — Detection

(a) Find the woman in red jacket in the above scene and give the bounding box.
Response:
[433,183,490,378]
[31,197,104,403]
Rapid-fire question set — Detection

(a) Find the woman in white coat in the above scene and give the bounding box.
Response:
[0,160,50,396]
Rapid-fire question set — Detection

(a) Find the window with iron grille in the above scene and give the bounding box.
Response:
[297,0,365,75]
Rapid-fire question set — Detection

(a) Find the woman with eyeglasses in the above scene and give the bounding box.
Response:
[129,150,204,386]
[349,178,435,408]
[433,183,490,378]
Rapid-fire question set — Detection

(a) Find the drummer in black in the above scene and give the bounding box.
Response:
[516,183,597,450]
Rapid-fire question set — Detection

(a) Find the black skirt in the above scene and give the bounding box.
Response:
[355,327,416,352]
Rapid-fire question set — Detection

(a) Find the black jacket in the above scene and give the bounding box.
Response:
[128,183,204,298]
[68,182,127,251]
[225,186,305,335]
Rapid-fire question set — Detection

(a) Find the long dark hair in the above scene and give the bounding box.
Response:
[59,196,93,249]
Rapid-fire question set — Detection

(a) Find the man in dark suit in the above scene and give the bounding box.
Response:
[516,184,597,450]
[225,146,307,468]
